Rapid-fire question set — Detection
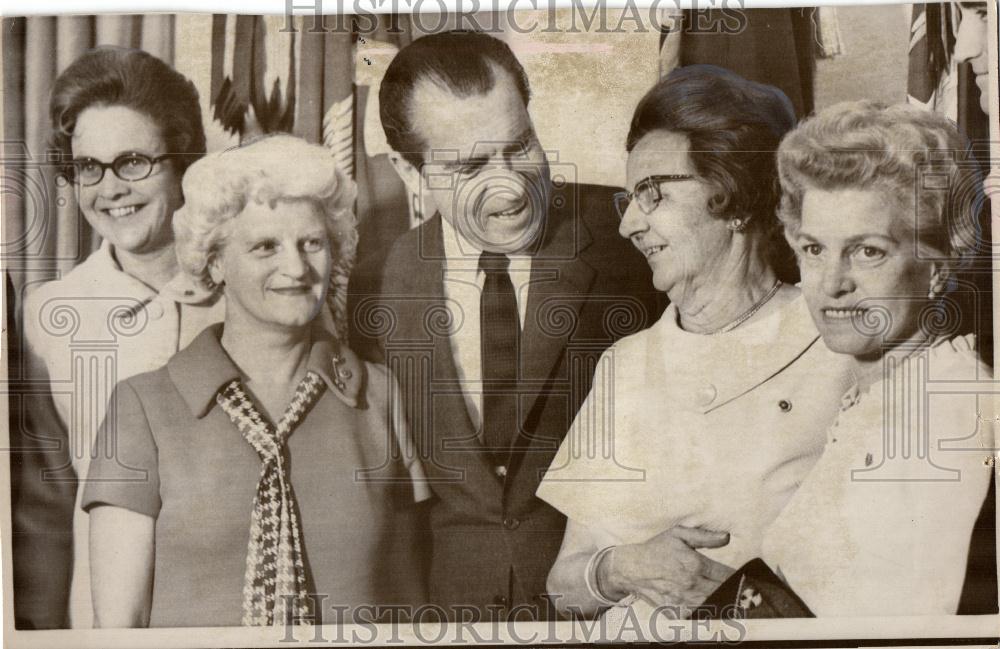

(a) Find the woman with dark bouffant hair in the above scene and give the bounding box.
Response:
[537,65,853,631]
[22,46,221,628]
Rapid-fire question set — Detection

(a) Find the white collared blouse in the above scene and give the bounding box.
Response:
[538,288,854,565]
[762,334,993,616]
[22,240,226,628]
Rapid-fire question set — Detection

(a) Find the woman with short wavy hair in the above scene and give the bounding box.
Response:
[83,135,428,627]
[758,101,992,616]
[172,135,359,342]
[776,101,983,270]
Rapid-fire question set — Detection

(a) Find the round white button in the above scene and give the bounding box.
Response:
[696,384,717,407]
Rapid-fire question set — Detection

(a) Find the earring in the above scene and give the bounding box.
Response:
[411,191,425,226]
[928,271,947,299]
[727,218,747,232]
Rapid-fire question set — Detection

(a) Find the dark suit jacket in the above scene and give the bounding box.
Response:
[350,183,663,619]
[7,273,76,629]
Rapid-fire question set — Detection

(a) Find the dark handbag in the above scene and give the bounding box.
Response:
[693,558,814,619]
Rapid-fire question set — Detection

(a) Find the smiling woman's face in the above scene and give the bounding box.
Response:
[71,105,183,256]
[212,199,332,332]
[790,187,937,360]
[619,130,730,299]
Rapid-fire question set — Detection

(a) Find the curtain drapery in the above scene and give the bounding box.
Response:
[678,8,818,119]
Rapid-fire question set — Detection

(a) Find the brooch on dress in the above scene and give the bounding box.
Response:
[331,353,352,393]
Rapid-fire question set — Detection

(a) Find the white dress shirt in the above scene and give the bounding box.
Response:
[439,218,533,432]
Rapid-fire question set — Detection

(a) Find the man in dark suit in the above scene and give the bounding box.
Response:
[350,30,662,620]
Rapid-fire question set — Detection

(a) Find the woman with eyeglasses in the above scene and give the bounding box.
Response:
[21,46,221,628]
[536,66,853,632]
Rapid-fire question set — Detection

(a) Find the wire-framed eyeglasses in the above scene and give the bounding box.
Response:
[613,174,695,219]
[66,152,173,187]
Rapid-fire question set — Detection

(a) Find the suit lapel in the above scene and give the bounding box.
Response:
[403,207,595,488]
[519,191,596,426]
[396,218,502,494]
[406,216,475,437]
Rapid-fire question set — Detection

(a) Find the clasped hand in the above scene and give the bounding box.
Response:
[598,526,735,610]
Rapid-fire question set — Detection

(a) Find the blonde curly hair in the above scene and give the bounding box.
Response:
[777,101,985,276]
[173,134,358,342]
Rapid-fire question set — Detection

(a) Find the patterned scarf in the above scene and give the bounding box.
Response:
[216,371,325,626]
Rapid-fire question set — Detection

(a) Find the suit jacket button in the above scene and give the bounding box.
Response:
[503,517,520,530]
[779,399,792,412]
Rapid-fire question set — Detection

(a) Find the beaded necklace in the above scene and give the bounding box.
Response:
[707,279,783,335]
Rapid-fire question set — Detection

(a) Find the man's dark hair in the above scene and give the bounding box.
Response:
[50,46,206,175]
[379,30,531,168]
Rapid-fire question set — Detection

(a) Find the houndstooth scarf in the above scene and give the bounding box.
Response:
[216,371,325,626]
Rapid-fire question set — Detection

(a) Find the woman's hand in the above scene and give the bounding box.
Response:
[598,526,734,609]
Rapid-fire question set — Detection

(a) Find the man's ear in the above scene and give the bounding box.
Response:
[388,151,423,196]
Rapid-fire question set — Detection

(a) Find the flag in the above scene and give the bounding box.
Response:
[210,15,297,138]
[907,3,956,111]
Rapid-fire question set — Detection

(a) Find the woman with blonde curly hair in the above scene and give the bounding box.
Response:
[750,101,993,616]
[82,135,428,627]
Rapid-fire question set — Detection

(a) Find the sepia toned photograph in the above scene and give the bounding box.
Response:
[0,0,997,646]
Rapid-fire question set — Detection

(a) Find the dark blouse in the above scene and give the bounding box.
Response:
[82,324,427,627]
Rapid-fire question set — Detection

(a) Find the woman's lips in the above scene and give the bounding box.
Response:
[102,204,144,218]
[270,286,312,295]
[821,307,868,320]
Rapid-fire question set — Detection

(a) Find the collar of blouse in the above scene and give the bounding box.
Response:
[168,322,366,418]
[657,294,853,414]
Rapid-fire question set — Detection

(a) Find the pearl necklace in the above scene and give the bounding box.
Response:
[708,279,783,335]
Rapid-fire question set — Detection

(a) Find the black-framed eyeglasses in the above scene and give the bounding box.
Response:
[66,152,172,187]
[613,174,695,219]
